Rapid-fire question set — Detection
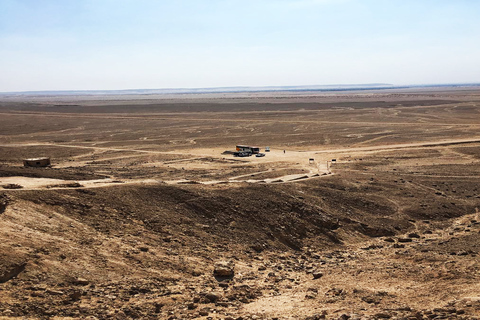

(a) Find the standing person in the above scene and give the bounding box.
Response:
[283,150,285,154]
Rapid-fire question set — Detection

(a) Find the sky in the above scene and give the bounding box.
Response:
[1,0,480,92]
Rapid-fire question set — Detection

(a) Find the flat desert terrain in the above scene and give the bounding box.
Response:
[1,87,480,319]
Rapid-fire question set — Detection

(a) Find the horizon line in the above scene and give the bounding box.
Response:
[1,82,480,96]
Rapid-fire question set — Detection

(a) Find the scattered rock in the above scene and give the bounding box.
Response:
[198,309,209,316]
[362,295,380,304]
[312,271,323,279]
[30,291,45,297]
[2,310,14,317]
[213,261,235,279]
[358,224,395,237]
[69,290,82,301]
[205,292,222,302]
[46,289,64,295]
[251,243,265,253]
[2,184,23,190]
[0,261,27,283]
[304,312,326,320]
[74,277,90,285]
[325,287,344,297]
[191,269,202,277]
[361,244,383,250]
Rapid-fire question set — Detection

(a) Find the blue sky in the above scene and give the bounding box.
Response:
[1,0,479,91]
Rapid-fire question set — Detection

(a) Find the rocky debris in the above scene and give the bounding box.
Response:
[46,182,83,188]
[0,158,479,319]
[198,308,210,316]
[304,311,327,319]
[0,193,10,214]
[0,253,27,283]
[73,277,90,285]
[362,295,381,304]
[224,284,262,304]
[204,291,222,303]
[69,290,82,301]
[46,289,64,295]
[325,287,345,302]
[213,260,235,279]
[356,223,396,238]
[194,291,224,304]
[361,244,383,250]
[250,243,266,253]
[1,184,23,190]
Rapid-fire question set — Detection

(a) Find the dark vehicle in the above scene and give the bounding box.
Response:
[255,153,265,157]
[234,152,252,157]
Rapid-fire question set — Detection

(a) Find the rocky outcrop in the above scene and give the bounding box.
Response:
[0,262,27,283]
[0,193,9,214]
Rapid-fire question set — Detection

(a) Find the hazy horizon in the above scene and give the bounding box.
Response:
[1,0,480,92]
[3,82,480,97]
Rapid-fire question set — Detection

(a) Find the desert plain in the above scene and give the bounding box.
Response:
[0,87,480,319]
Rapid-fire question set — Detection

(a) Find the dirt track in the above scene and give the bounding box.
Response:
[2,137,479,190]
